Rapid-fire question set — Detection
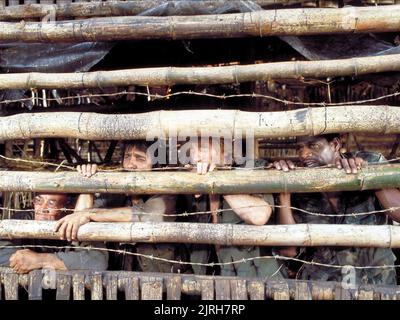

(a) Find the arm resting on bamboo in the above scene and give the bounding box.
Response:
[55,195,176,241]
[375,189,400,222]
[223,194,272,226]
[9,249,67,273]
[277,193,298,257]
[55,241,108,271]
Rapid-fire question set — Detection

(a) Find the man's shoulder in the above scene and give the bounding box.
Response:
[11,210,34,220]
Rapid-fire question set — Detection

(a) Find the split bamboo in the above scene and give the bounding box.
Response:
[1,220,400,247]
[0,107,399,140]
[0,164,399,194]
[2,54,400,89]
[0,6,399,42]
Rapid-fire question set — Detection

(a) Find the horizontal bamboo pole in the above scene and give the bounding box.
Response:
[0,1,302,20]
[0,6,399,42]
[3,54,400,89]
[1,220,400,248]
[0,107,399,140]
[0,164,399,194]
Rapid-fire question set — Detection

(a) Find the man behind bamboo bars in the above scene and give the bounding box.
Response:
[184,137,289,278]
[274,133,400,285]
[0,193,108,273]
[55,140,188,273]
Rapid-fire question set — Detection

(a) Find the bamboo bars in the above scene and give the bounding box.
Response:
[0,164,399,194]
[2,220,400,248]
[0,6,399,42]
[0,1,304,20]
[3,54,400,89]
[0,107,399,140]
[1,267,396,300]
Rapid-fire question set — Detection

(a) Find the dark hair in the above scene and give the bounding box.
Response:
[319,134,341,143]
[122,140,153,153]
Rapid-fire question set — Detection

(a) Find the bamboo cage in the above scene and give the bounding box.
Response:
[0,0,335,20]
[1,1,400,301]
[0,164,398,194]
[2,53,400,89]
[1,106,400,140]
[1,268,397,300]
[0,6,399,43]
[2,221,400,248]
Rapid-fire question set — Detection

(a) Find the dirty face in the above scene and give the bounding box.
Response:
[33,194,68,221]
[123,144,153,170]
[297,136,340,167]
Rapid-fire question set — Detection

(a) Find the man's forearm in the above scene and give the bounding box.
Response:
[223,194,272,226]
[87,207,135,222]
[278,193,297,257]
[38,253,68,271]
[278,193,297,225]
[375,189,400,222]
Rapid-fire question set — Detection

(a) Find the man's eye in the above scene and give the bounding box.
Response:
[310,144,319,149]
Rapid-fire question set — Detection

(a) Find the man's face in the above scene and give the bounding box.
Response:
[297,136,338,167]
[123,144,153,170]
[33,194,68,221]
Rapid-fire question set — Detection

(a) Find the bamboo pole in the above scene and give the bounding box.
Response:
[0,107,399,140]
[0,6,399,42]
[0,164,399,194]
[1,220,400,248]
[2,54,400,89]
[0,1,306,20]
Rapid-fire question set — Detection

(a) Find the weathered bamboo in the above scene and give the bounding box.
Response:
[1,220,400,248]
[2,267,396,300]
[0,1,304,20]
[3,54,400,89]
[0,107,399,140]
[0,164,399,194]
[0,6,399,42]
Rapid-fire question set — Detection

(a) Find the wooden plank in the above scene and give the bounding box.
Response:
[311,283,334,300]
[91,273,103,300]
[247,281,265,300]
[56,274,71,301]
[269,281,290,300]
[141,280,163,300]
[3,273,18,300]
[358,285,375,300]
[380,288,398,300]
[72,273,85,301]
[166,276,181,301]
[124,276,139,300]
[28,270,43,300]
[230,279,247,300]
[215,279,230,300]
[334,284,353,300]
[201,279,214,300]
[106,275,118,301]
[295,282,312,300]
